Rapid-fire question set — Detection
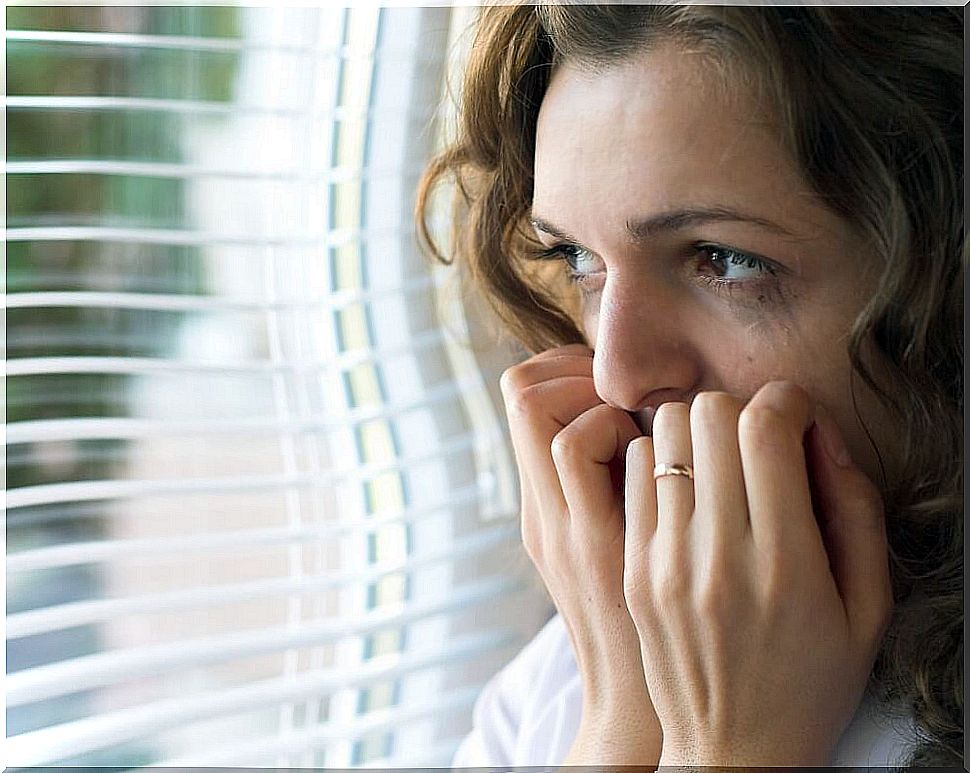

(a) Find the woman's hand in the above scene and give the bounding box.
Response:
[500,344,662,765]
[622,382,893,767]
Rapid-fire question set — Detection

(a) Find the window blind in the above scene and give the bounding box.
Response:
[6,6,554,768]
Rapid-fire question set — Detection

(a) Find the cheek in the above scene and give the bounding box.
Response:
[699,326,890,486]
[703,337,793,399]
[707,329,847,413]
[725,340,888,478]
[580,301,599,344]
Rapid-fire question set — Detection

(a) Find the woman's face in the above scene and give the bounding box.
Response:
[532,48,898,486]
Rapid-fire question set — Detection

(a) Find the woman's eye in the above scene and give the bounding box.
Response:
[697,245,776,281]
[534,244,602,282]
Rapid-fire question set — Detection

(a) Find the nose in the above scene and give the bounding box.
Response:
[591,275,702,415]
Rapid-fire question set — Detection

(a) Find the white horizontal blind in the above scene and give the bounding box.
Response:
[6,6,553,768]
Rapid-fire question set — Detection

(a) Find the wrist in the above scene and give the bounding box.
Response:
[582,670,650,710]
[658,741,832,769]
[562,689,662,766]
[564,713,663,766]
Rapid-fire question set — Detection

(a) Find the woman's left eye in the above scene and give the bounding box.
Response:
[695,245,777,281]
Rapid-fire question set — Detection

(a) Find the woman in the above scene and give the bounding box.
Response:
[417,5,962,767]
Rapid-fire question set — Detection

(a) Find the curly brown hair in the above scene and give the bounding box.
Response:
[416,5,963,766]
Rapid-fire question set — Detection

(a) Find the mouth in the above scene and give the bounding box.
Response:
[632,406,656,436]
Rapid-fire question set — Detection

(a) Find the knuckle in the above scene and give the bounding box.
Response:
[654,400,689,434]
[759,552,794,605]
[549,425,579,465]
[738,401,791,447]
[694,572,736,623]
[625,435,653,466]
[655,400,688,422]
[622,556,649,597]
[584,401,618,427]
[755,379,811,408]
[505,383,543,418]
[499,364,532,407]
[502,379,559,421]
[498,364,521,396]
[623,568,655,621]
[740,381,813,440]
[690,391,740,431]
[652,558,688,608]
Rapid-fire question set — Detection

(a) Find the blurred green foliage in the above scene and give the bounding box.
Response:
[6,6,240,759]
[7,4,239,468]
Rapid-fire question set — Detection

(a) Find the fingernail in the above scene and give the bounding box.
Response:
[815,405,852,468]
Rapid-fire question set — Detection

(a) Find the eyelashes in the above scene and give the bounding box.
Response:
[529,243,595,273]
[695,244,777,279]
[525,240,785,305]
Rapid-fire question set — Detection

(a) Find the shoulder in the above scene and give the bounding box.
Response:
[451,612,582,766]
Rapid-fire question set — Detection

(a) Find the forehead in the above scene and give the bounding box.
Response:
[532,49,814,236]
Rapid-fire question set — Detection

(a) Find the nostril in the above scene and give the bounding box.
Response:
[592,374,651,417]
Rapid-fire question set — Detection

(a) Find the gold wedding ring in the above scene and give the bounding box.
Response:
[653,462,694,480]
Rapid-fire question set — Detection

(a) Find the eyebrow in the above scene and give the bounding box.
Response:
[530,206,796,243]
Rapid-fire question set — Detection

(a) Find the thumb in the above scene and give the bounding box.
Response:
[807,406,893,637]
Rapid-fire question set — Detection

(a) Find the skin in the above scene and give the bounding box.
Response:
[500,47,898,765]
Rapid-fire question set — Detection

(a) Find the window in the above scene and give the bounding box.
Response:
[7,6,553,767]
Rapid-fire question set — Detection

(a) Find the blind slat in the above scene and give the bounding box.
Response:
[7,158,426,182]
[5,224,409,247]
[159,687,483,768]
[8,521,518,638]
[7,428,496,514]
[6,6,527,769]
[6,29,438,61]
[7,373,471,447]
[8,480,504,551]
[8,473,311,511]
[6,94,443,118]
[7,633,510,767]
[6,327,449,377]
[7,95,259,116]
[7,29,247,52]
[6,276,434,312]
[7,575,523,709]
[9,371,472,444]
[9,480,498,575]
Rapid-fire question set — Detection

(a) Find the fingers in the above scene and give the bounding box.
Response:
[727,382,889,640]
[504,379,600,508]
[502,345,594,396]
[500,351,596,424]
[689,392,749,545]
[652,401,694,534]
[738,381,826,561]
[624,435,657,544]
[500,345,593,394]
[552,403,641,544]
[806,406,893,642]
[500,348,599,508]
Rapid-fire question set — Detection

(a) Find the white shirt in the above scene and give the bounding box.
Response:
[452,613,917,767]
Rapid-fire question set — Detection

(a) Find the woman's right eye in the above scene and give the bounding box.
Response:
[533,244,603,284]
